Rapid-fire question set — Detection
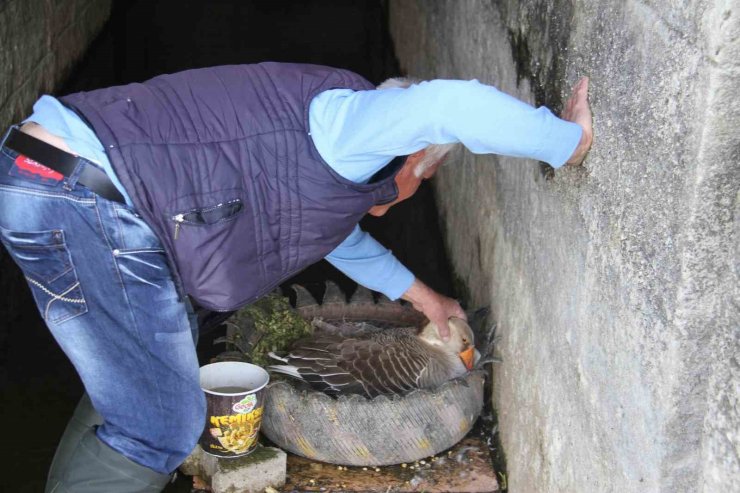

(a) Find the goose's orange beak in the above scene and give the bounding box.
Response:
[459,346,475,370]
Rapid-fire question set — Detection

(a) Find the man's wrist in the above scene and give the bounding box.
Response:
[401,278,437,312]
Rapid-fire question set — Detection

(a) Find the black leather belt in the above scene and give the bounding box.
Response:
[4,127,126,204]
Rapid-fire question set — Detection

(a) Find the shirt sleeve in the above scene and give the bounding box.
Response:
[308,79,582,182]
[325,225,415,300]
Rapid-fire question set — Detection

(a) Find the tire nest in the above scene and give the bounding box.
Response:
[257,283,487,466]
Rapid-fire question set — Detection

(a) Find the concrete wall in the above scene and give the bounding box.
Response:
[388,1,738,492]
[0,0,112,128]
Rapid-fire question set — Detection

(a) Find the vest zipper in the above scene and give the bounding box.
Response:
[172,214,185,240]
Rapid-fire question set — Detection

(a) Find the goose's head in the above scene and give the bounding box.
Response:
[420,317,478,370]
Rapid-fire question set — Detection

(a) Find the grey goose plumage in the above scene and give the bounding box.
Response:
[268,317,477,398]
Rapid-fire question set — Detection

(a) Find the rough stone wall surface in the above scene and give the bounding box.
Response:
[0,0,112,128]
[389,1,738,492]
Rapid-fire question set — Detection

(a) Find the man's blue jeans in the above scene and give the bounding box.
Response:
[0,128,206,475]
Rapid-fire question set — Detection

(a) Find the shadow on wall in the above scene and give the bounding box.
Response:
[500,0,575,179]
[500,0,575,109]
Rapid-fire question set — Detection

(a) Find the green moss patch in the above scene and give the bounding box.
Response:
[223,293,313,367]
[218,445,280,470]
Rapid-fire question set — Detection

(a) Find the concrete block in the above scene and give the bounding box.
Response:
[178,445,204,477]
[181,445,287,493]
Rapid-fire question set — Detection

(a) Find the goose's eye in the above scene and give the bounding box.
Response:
[462,337,468,343]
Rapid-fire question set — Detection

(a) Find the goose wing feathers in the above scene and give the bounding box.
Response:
[269,329,432,398]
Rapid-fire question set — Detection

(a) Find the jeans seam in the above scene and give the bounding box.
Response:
[50,307,87,325]
[114,207,126,249]
[7,243,73,284]
[0,184,96,203]
[114,207,162,252]
[43,281,87,324]
[47,263,74,284]
[93,197,126,290]
[0,146,16,160]
[93,197,169,423]
[10,233,89,324]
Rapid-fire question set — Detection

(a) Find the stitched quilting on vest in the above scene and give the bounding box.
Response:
[61,63,399,311]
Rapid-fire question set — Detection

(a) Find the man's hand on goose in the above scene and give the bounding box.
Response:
[401,278,467,340]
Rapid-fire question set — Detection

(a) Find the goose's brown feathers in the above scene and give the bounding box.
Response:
[268,319,475,398]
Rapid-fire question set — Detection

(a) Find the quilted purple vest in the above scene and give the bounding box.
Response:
[61,63,399,311]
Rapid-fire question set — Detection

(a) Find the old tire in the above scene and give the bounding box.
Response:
[260,282,485,466]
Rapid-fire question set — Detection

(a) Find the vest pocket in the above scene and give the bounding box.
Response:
[164,191,259,310]
[171,198,244,239]
[0,227,87,324]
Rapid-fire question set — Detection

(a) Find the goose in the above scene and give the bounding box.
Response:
[267,317,479,398]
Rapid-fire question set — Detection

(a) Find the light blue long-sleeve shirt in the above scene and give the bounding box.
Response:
[309,79,581,182]
[25,78,580,301]
[311,79,581,299]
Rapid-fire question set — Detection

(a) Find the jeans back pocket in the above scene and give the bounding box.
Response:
[0,227,87,324]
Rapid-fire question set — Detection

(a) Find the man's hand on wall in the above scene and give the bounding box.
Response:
[401,279,466,340]
[562,76,593,166]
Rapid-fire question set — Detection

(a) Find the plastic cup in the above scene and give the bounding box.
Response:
[199,361,270,458]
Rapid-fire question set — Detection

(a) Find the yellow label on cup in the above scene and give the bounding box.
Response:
[207,407,263,454]
[199,362,269,458]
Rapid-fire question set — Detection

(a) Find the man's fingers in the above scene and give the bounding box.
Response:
[437,320,451,340]
[567,77,588,112]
